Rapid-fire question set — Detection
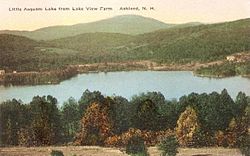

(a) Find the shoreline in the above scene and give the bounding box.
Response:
[0,60,244,86]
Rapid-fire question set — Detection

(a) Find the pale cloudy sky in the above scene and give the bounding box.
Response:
[0,0,249,30]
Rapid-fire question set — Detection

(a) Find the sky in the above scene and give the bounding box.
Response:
[0,0,249,30]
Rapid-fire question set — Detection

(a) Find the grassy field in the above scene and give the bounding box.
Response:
[0,146,243,156]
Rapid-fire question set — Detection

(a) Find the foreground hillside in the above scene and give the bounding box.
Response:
[0,146,243,156]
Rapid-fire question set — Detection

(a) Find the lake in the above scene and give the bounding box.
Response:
[0,71,250,104]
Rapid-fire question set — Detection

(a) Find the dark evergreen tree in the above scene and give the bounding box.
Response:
[78,90,105,116]
[61,97,80,142]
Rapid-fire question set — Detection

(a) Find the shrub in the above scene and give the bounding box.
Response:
[214,130,227,147]
[17,128,33,146]
[192,130,214,147]
[125,135,148,156]
[50,150,64,156]
[105,128,173,147]
[158,135,179,156]
[238,134,250,156]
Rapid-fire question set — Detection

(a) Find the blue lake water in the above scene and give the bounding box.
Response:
[0,71,250,104]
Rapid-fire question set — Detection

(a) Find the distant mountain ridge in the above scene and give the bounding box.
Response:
[0,15,201,40]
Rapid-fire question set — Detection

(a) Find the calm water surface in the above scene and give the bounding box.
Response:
[0,71,250,104]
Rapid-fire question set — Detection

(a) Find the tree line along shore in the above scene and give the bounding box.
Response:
[1,57,250,86]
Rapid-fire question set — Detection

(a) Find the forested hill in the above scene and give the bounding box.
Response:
[130,18,250,63]
[0,34,40,71]
[0,18,249,72]
[0,34,77,71]
[47,32,134,54]
[0,15,174,40]
[48,18,250,63]
[0,34,39,49]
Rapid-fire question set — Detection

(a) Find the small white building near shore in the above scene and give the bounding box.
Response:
[226,56,236,62]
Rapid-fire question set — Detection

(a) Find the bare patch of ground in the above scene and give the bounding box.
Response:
[0,146,128,156]
[0,146,243,156]
[148,147,242,156]
[75,60,225,73]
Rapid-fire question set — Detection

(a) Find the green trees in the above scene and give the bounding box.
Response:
[173,89,249,148]
[160,100,179,130]
[239,133,250,156]
[130,92,165,131]
[133,99,161,131]
[2,67,78,86]
[197,90,234,133]
[29,96,62,145]
[78,90,105,117]
[236,62,250,76]
[195,62,250,78]
[0,99,27,146]
[239,105,250,155]
[174,90,239,146]
[125,135,148,156]
[61,98,81,142]
[234,92,249,117]
[0,96,63,146]
[50,150,64,156]
[0,89,249,149]
[112,96,131,134]
[158,135,179,156]
[224,95,249,147]
[234,105,250,152]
